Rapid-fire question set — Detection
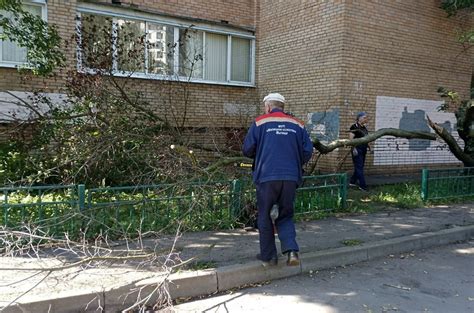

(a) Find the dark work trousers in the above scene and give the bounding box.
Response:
[350,147,367,189]
[256,180,299,261]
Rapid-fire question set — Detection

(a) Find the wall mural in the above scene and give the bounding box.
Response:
[374,96,462,165]
[306,109,339,145]
[0,91,69,121]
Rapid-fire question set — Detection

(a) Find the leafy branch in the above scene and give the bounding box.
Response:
[0,0,65,76]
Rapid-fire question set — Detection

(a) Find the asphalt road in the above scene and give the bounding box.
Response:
[172,241,474,313]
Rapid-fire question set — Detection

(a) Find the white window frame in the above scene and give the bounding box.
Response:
[76,4,255,87]
[0,0,47,68]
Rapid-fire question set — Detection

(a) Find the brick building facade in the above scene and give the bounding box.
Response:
[0,0,472,175]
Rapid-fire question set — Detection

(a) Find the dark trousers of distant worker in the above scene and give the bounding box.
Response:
[350,147,367,189]
[256,180,299,262]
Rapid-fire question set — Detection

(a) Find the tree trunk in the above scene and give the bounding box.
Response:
[427,116,474,166]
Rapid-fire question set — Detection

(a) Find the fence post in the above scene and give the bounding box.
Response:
[339,173,347,209]
[230,179,242,218]
[421,169,428,201]
[78,184,86,211]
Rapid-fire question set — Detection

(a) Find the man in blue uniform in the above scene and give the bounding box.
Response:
[242,93,313,267]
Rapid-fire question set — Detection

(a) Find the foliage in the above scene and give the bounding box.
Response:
[440,0,474,17]
[0,0,65,76]
[437,87,474,157]
[457,28,474,45]
[0,141,32,183]
[440,1,474,47]
[433,1,474,165]
[1,181,244,238]
[0,12,249,186]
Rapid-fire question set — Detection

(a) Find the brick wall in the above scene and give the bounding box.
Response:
[92,0,256,29]
[257,0,346,171]
[340,0,473,175]
[257,0,472,175]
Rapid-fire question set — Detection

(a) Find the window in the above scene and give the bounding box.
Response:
[117,18,145,72]
[77,10,255,86]
[147,23,174,75]
[80,14,113,69]
[179,28,203,79]
[231,37,251,83]
[0,1,47,67]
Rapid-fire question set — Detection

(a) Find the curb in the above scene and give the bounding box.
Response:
[3,225,473,313]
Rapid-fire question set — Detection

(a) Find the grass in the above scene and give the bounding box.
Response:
[344,181,474,215]
[345,182,423,214]
[341,239,364,246]
[182,261,217,271]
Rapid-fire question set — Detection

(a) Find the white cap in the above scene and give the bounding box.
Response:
[263,93,286,104]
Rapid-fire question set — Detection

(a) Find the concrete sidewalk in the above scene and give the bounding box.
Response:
[1,204,473,313]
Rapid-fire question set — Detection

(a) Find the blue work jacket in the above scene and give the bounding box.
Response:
[242,109,313,186]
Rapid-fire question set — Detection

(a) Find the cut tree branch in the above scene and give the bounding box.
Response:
[205,156,252,172]
[312,127,437,154]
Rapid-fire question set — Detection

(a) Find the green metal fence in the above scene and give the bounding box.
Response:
[421,167,474,201]
[1,173,347,237]
[1,184,78,234]
[295,174,347,214]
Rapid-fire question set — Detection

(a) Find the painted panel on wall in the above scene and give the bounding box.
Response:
[223,103,256,116]
[374,96,462,165]
[0,91,69,121]
[306,109,339,144]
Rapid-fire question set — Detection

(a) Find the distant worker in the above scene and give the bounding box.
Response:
[349,112,370,191]
[242,93,313,267]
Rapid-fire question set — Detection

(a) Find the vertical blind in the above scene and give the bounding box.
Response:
[205,33,227,81]
[231,37,251,82]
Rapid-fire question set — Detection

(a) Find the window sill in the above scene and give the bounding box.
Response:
[78,67,256,87]
[0,62,26,69]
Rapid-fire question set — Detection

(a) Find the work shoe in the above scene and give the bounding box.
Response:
[256,253,278,267]
[286,251,300,266]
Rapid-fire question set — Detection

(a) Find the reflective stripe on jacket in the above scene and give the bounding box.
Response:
[242,109,313,185]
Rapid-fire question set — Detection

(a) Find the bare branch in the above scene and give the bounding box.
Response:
[5,91,44,119]
[313,127,437,154]
[109,77,165,123]
[3,271,52,309]
[205,156,252,172]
